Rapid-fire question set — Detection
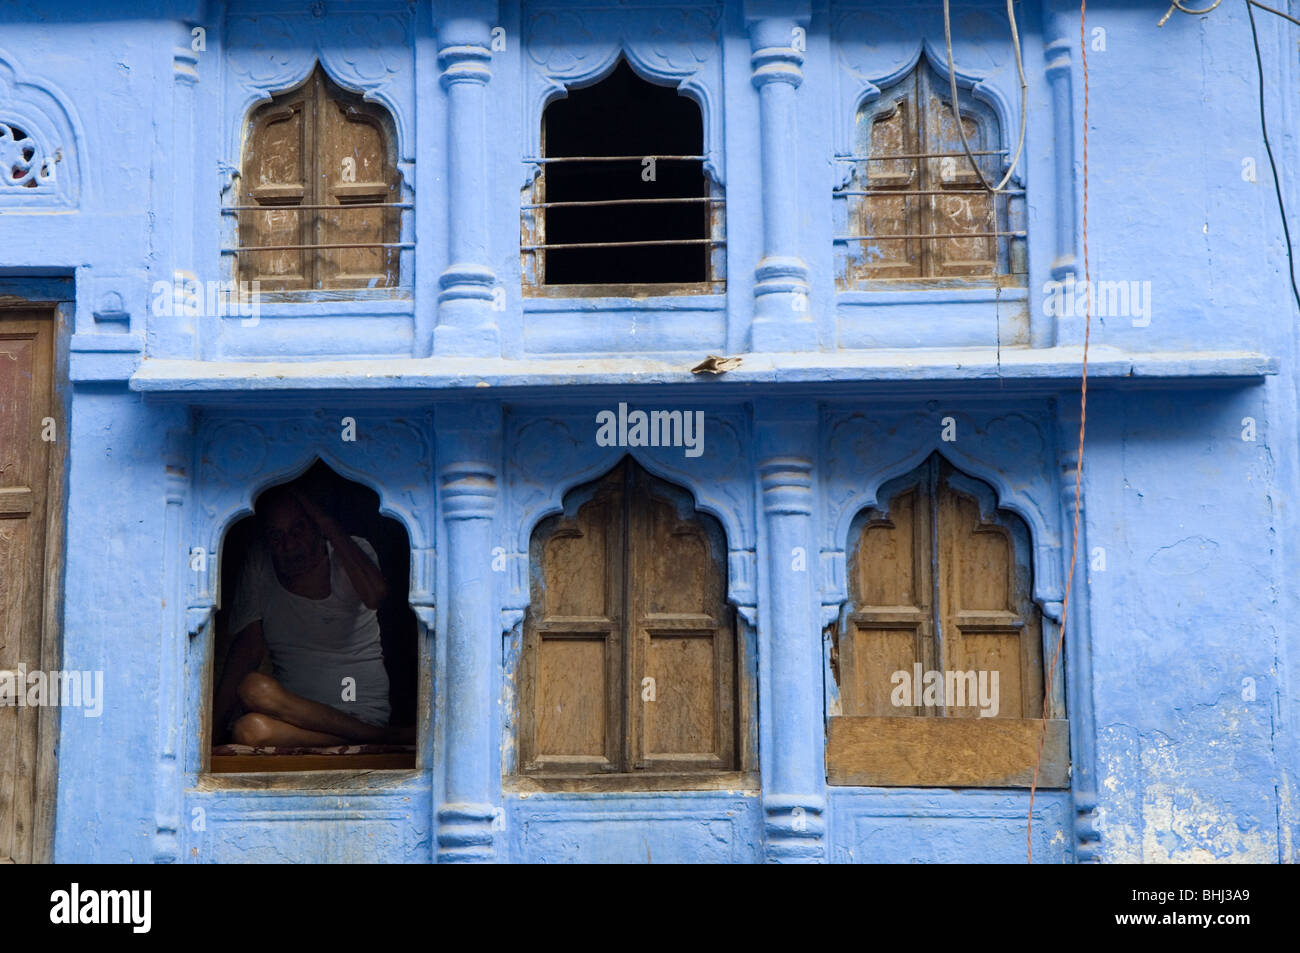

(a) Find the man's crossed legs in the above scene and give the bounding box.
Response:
[231,672,413,746]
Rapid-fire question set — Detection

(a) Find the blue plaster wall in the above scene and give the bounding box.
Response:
[0,0,1294,863]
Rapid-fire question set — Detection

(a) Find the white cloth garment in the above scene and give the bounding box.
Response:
[228,536,390,728]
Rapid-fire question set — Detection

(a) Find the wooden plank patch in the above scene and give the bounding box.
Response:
[826,716,1070,788]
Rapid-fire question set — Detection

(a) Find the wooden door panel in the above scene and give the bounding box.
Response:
[242,99,310,289]
[534,635,612,764]
[523,459,736,778]
[842,482,936,716]
[936,467,1042,720]
[643,631,717,759]
[0,313,57,863]
[628,466,734,771]
[319,95,398,288]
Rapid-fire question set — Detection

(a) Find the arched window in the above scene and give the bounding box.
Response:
[827,453,1067,787]
[209,460,418,773]
[519,458,738,777]
[234,66,403,291]
[836,54,1026,287]
[522,58,725,294]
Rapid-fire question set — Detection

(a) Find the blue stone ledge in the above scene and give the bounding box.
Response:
[129,346,1277,401]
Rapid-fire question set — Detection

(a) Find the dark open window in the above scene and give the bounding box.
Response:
[835,54,1026,287]
[523,59,725,294]
[209,460,418,773]
[230,65,406,291]
[826,453,1067,787]
[518,458,740,782]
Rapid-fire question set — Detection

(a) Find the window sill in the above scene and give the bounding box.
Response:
[195,767,422,791]
[521,290,727,354]
[506,771,759,794]
[837,278,1028,305]
[522,287,725,309]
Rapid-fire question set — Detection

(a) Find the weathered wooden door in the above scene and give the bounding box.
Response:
[0,309,62,862]
[520,458,736,776]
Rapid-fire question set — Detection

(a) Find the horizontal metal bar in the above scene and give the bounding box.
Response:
[522,238,725,251]
[836,231,1025,241]
[835,188,1024,196]
[222,203,413,212]
[523,155,707,164]
[835,150,1008,161]
[522,196,725,210]
[222,242,416,252]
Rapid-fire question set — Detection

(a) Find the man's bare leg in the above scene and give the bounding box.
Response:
[237,672,391,743]
[232,712,349,747]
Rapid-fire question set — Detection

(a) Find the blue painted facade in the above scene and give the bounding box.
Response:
[0,0,1295,863]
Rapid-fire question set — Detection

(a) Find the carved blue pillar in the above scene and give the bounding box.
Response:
[756,399,826,862]
[435,8,500,357]
[1056,396,1101,862]
[746,3,814,353]
[1041,2,1080,348]
[435,403,501,862]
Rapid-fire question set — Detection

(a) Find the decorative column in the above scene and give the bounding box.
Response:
[746,2,814,353]
[435,7,500,357]
[1041,1,1081,348]
[435,403,501,862]
[756,399,826,862]
[1056,396,1101,862]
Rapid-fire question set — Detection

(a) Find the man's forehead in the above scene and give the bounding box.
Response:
[262,495,307,525]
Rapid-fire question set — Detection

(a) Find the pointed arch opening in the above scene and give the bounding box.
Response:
[827,452,1068,788]
[209,459,418,773]
[516,456,745,783]
[231,64,405,291]
[835,51,1027,288]
[523,57,725,294]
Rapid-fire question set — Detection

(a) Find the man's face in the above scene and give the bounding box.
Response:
[263,498,325,578]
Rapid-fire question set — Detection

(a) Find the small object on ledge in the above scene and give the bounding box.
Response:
[691,354,743,375]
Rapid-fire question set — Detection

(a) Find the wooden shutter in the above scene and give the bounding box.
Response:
[0,311,61,862]
[852,59,1000,283]
[520,459,736,778]
[923,77,998,278]
[827,454,1068,787]
[316,83,399,289]
[241,92,310,290]
[627,462,735,772]
[858,89,923,281]
[240,67,398,291]
[838,477,937,716]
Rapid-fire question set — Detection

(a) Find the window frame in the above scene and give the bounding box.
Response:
[520,64,727,300]
[825,454,1069,789]
[230,65,409,297]
[835,54,1028,292]
[510,459,757,793]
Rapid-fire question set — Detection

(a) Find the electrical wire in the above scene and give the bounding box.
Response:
[1247,0,1300,29]
[942,0,1028,194]
[1247,0,1300,315]
[1028,0,1092,865]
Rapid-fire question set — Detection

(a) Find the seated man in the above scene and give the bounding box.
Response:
[214,484,409,747]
